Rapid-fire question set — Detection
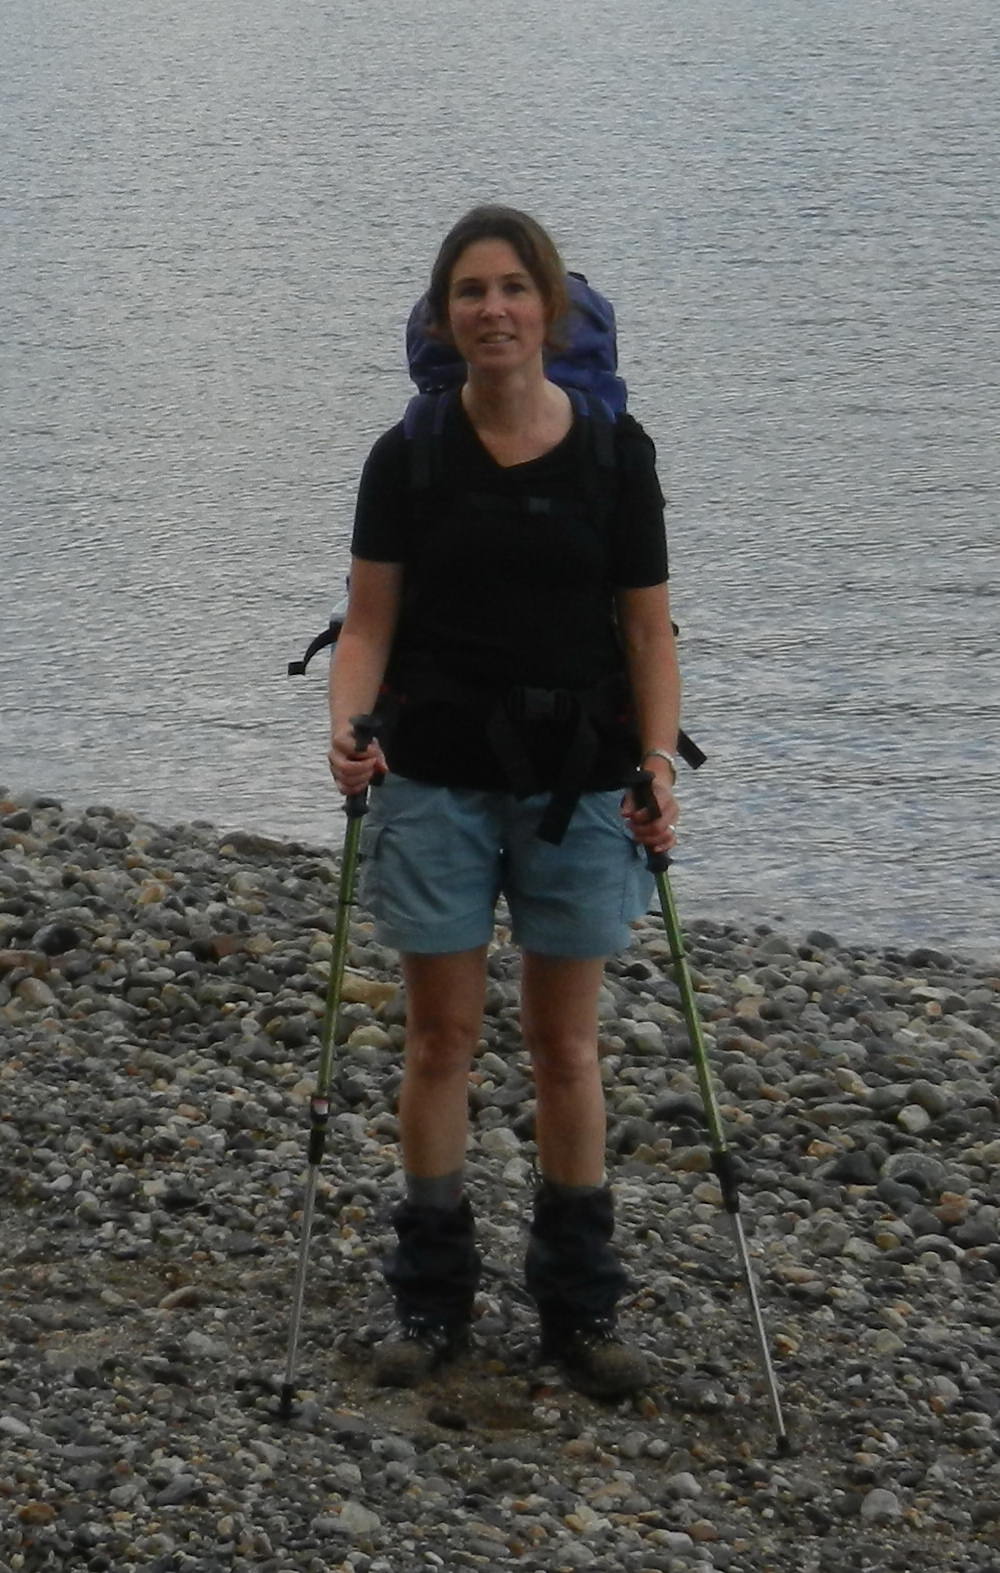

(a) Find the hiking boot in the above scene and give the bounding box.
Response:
[543,1318,650,1399]
[373,1319,469,1388]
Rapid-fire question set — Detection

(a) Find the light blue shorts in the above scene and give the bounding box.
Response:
[359,775,654,958]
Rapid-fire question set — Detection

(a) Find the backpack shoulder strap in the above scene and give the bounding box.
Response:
[567,387,618,472]
[403,389,452,491]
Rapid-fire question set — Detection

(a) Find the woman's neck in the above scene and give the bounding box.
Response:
[459,368,573,468]
[461,365,561,434]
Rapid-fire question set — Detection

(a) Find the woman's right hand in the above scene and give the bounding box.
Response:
[328,724,387,796]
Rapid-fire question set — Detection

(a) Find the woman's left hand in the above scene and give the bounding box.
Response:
[621,772,680,856]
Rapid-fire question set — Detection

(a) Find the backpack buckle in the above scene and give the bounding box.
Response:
[508,686,574,724]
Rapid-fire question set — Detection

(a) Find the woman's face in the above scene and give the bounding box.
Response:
[447,238,548,374]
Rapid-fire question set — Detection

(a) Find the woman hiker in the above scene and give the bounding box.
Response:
[327,204,681,1398]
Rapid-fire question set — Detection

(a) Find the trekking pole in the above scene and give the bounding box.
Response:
[278,715,381,1421]
[632,769,789,1454]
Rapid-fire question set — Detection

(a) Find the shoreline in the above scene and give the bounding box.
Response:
[2,784,995,970]
[2,788,1000,1572]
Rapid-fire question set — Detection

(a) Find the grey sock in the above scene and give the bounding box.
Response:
[405,1170,465,1210]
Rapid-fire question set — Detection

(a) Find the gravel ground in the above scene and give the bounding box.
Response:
[2,789,1000,1573]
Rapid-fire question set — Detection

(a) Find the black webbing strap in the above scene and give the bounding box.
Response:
[566,387,617,470]
[405,390,452,492]
[484,688,599,846]
[288,624,336,677]
[677,730,706,770]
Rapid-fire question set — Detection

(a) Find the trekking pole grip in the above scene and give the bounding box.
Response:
[631,768,672,874]
[345,713,381,820]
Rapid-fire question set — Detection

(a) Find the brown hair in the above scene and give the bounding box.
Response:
[425,205,570,348]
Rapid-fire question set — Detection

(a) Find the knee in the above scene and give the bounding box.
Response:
[527,1030,599,1091]
[405,1015,478,1081]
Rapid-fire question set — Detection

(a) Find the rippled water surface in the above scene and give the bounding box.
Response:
[4,0,998,952]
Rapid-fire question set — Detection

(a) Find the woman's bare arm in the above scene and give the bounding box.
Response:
[615,581,682,852]
[328,558,403,793]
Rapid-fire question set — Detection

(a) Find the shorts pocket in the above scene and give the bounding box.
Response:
[588,792,648,924]
[358,820,385,915]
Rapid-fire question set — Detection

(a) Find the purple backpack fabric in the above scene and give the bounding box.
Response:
[405,271,628,417]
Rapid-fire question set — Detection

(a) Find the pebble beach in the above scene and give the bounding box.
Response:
[2,788,999,1573]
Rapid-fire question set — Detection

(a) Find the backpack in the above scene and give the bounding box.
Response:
[289,273,705,798]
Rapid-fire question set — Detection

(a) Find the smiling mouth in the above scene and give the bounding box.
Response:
[479,333,514,344]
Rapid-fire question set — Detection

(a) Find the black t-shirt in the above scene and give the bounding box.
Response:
[351,394,669,791]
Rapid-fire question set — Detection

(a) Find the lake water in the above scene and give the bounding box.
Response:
[3,0,998,955]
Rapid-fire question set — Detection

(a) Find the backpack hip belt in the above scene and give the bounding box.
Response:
[384,666,627,845]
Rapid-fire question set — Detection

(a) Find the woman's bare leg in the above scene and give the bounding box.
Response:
[520,953,608,1185]
[397,947,488,1178]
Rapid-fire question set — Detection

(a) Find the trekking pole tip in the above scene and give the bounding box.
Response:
[276,1383,296,1422]
[775,1430,793,1457]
